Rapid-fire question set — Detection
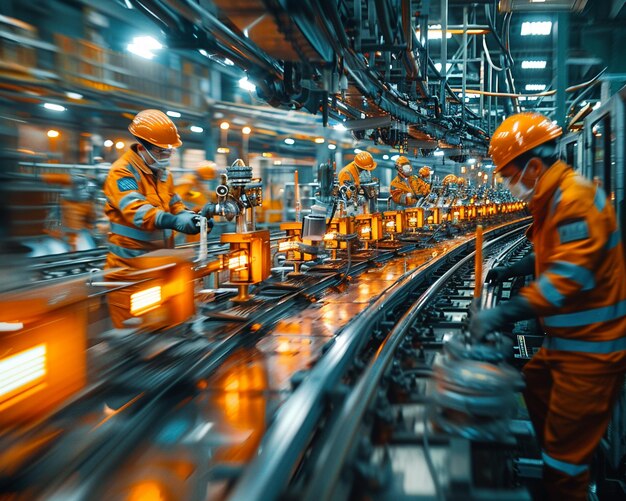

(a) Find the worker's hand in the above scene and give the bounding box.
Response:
[468,307,505,343]
[200,202,216,219]
[157,211,201,234]
[485,266,510,284]
[206,217,214,234]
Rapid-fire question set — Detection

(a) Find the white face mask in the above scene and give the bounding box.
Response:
[359,170,372,183]
[140,146,172,169]
[400,165,412,175]
[503,162,536,202]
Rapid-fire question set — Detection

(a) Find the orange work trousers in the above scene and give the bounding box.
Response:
[523,348,625,500]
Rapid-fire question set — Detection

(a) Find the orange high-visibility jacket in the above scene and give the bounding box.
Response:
[338,163,360,187]
[521,160,626,373]
[390,174,430,205]
[103,146,188,269]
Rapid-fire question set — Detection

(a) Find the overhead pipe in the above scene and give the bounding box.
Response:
[374,0,395,46]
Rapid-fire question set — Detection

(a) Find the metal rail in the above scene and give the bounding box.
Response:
[228,220,530,501]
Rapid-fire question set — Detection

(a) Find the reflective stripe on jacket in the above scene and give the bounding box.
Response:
[520,160,626,372]
[103,145,187,269]
[390,175,430,205]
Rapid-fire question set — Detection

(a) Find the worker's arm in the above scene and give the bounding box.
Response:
[165,172,192,215]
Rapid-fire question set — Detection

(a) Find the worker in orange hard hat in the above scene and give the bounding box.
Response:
[469,112,626,500]
[103,109,213,327]
[338,151,379,212]
[389,156,430,206]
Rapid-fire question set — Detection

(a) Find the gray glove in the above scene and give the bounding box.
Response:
[485,266,511,284]
[469,296,535,342]
[156,211,200,234]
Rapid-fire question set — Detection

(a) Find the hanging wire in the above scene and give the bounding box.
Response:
[482,35,503,72]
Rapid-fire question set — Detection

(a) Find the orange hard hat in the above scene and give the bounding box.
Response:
[442,174,458,186]
[128,109,182,149]
[350,151,377,171]
[395,155,410,167]
[489,112,562,173]
[419,166,432,178]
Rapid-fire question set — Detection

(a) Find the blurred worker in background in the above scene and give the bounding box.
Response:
[103,109,212,327]
[40,171,98,251]
[389,157,431,206]
[469,112,626,500]
[338,151,378,213]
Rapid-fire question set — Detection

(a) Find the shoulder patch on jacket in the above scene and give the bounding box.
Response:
[557,218,589,244]
[117,177,139,192]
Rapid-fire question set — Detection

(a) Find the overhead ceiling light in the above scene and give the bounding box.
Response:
[390,154,400,161]
[219,121,230,130]
[190,126,204,133]
[328,143,337,150]
[382,154,390,160]
[217,147,230,154]
[433,149,445,157]
[354,148,362,154]
[333,123,347,131]
[127,36,163,59]
[521,60,547,69]
[314,137,325,144]
[468,158,476,164]
[43,103,66,112]
[115,141,125,150]
[166,110,181,118]
[66,92,83,100]
[284,138,295,145]
[198,49,208,57]
[520,21,552,36]
[242,126,251,135]
[421,24,452,39]
[223,58,235,66]
[525,83,547,91]
[104,140,113,147]
[239,77,256,92]
[47,130,59,138]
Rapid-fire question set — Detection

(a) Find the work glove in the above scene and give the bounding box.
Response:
[468,296,535,343]
[156,211,201,234]
[200,202,216,219]
[485,266,512,284]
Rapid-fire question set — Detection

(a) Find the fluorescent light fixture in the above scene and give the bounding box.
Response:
[115,141,125,150]
[0,344,46,399]
[383,154,389,160]
[239,77,256,92]
[525,84,547,91]
[521,21,552,36]
[104,139,113,147]
[314,137,325,144]
[423,24,452,40]
[433,149,444,157]
[198,49,208,56]
[219,122,230,130]
[190,126,203,133]
[521,60,547,69]
[354,148,362,154]
[328,143,337,150]
[242,126,251,135]
[130,286,162,316]
[66,92,83,99]
[217,147,230,154]
[333,123,347,131]
[166,110,181,118]
[434,62,452,72]
[43,103,66,112]
[468,158,476,164]
[223,58,235,66]
[47,130,59,138]
[127,36,163,59]
[390,154,400,161]
[284,138,295,145]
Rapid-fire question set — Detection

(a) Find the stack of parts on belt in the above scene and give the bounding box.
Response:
[429,332,524,442]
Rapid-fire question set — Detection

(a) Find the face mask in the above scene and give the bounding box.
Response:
[359,170,372,183]
[401,165,412,175]
[140,146,172,169]
[503,162,536,202]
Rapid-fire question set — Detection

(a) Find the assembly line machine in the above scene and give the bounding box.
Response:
[3,158,605,501]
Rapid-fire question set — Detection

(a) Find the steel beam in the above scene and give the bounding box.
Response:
[555,12,569,128]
